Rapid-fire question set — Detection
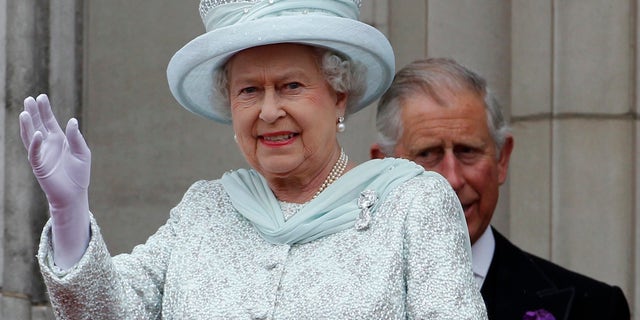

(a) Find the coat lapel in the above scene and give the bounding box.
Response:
[481,228,574,320]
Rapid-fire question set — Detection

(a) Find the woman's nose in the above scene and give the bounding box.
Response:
[259,90,286,123]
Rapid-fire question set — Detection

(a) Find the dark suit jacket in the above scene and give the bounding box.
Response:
[481,227,630,320]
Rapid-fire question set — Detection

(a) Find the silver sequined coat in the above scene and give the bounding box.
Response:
[38,172,487,319]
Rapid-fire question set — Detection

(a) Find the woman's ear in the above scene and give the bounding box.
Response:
[335,92,348,111]
[370,143,386,159]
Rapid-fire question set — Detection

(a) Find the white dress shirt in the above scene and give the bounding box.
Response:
[471,226,495,289]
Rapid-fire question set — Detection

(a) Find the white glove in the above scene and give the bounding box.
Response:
[19,94,91,269]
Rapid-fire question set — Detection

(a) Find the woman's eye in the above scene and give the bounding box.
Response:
[239,87,258,95]
[284,82,301,90]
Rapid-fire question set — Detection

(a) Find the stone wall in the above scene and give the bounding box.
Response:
[1,0,637,318]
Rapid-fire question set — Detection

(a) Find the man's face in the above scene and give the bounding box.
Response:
[390,89,512,244]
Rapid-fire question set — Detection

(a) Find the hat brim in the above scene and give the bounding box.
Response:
[167,15,394,123]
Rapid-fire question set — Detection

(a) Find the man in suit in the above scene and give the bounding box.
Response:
[370,57,630,320]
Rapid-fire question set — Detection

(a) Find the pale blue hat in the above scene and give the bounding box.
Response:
[167,0,395,123]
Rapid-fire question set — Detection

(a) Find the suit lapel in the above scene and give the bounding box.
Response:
[481,228,574,320]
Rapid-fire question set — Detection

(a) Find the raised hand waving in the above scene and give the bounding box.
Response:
[19,94,91,269]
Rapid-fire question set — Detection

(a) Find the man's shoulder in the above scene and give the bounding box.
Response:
[486,228,630,319]
[522,247,618,292]
[492,228,617,290]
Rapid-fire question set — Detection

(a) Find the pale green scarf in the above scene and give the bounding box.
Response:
[220,158,424,245]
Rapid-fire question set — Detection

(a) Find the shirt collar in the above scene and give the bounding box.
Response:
[471,226,495,288]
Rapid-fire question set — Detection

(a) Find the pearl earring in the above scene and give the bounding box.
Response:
[233,134,238,143]
[336,116,346,133]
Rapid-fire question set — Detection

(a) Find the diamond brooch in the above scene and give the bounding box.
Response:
[355,189,377,231]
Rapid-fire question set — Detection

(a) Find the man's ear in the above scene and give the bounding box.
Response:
[370,143,387,159]
[497,134,514,185]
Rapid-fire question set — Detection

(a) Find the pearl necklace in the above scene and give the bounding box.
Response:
[313,149,348,199]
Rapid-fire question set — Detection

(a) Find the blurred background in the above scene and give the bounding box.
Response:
[1,0,638,318]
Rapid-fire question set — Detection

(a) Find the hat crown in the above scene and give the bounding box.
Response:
[199,0,362,32]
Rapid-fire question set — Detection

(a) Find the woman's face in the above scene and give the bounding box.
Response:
[227,43,347,181]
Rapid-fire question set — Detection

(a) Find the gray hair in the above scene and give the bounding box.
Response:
[375,57,510,157]
[212,47,366,121]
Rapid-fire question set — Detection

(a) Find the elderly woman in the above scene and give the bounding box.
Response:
[19,0,486,319]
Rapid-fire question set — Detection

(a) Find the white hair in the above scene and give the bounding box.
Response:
[375,57,510,158]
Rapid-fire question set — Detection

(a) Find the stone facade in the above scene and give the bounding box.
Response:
[1,0,638,318]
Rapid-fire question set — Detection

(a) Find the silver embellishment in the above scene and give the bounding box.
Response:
[355,190,377,230]
[198,0,362,20]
